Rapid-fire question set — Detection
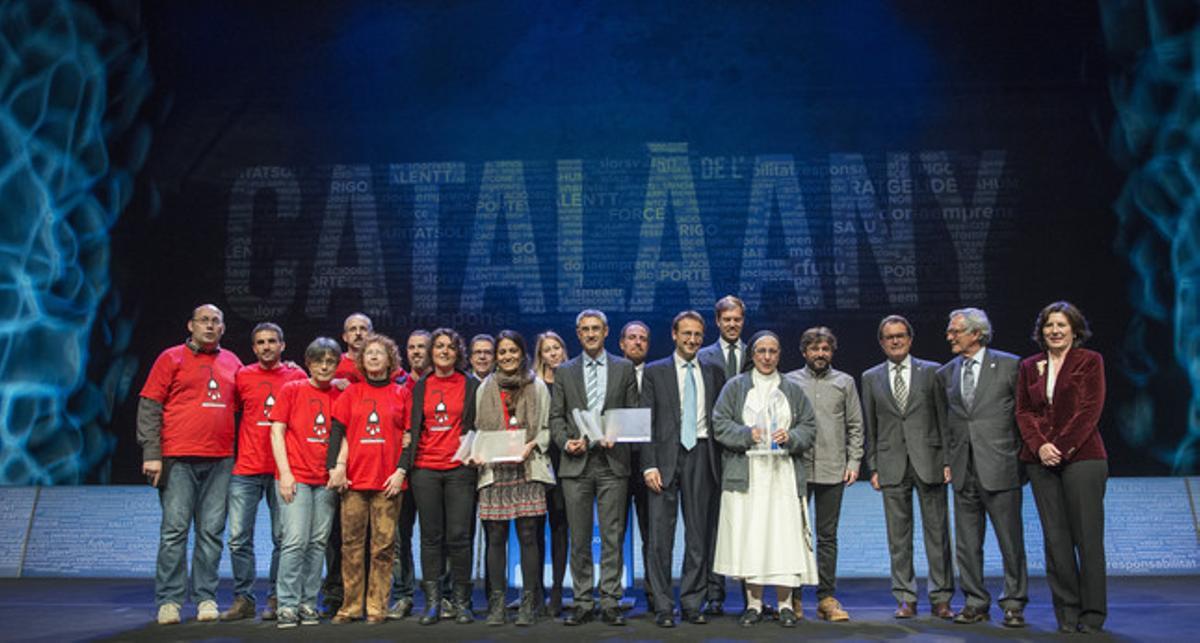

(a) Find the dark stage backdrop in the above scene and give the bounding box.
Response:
[5,1,1198,483]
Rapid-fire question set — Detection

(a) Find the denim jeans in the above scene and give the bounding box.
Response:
[155,457,233,607]
[276,483,337,611]
[227,472,281,600]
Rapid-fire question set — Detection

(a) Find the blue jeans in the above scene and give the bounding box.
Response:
[155,457,233,607]
[276,482,337,611]
[227,472,282,600]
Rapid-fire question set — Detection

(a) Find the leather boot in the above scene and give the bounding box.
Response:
[454,583,475,624]
[515,590,536,626]
[419,581,442,625]
[486,589,506,626]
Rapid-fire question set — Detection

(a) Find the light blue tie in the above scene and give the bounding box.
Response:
[682,361,697,450]
[586,360,602,412]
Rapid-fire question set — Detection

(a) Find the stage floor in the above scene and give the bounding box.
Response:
[1,576,1186,641]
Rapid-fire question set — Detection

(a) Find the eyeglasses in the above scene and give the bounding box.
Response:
[192,317,222,326]
[946,327,969,337]
[753,347,780,355]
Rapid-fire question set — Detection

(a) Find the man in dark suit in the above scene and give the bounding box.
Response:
[640,311,725,628]
[549,309,640,626]
[618,320,655,612]
[862,315,954,620]
[693,293,743,613]
[934,307,1028,628]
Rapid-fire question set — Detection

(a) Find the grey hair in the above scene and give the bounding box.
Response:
[576,309,608,328]
[949,307,992,345]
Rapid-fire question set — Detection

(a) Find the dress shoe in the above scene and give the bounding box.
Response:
[1002,608,1026,628]
[655,612,676,628]
[953,606,990,624]
[703,602,725,616]
[1077,623,1102,634]
[563,606,593,626]
[681,610,707,624]
[894,601,917,619]
[816,596,850,622]
[738,607,762,627]
[600,607,626,626]
[779,607,799,628]
[1059,623,1078,634]
[931,602,954,620]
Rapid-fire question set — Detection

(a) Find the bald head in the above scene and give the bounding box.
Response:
[188,304,225,349]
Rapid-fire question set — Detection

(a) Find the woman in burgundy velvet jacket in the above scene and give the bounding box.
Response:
[1015,301,1107,635]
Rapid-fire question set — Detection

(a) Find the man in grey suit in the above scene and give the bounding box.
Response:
[862,315,954,620]
[934,307,1028,628]
[786,326,863,622]
[640,311,726,628]
[549,309,639,626]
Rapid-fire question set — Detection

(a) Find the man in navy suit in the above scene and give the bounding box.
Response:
[862,315,954,620]
[640,311,726,628]
[934,307,1028,628]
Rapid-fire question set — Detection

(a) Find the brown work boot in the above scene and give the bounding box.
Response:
[816,596,850,622]
[219,596,256,621]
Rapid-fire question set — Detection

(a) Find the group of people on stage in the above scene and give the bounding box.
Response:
[138,296,1109,634]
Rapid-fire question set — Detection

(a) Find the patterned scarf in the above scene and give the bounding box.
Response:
[476,367,539,442]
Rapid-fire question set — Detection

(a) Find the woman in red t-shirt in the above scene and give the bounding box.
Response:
[397,327,480,625]
[267,337,342,627]
[325,334,412,624]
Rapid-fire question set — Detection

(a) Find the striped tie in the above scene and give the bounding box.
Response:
[586,360,602,411]
[893,363,908,412]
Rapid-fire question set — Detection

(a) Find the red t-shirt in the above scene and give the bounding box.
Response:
[415,372,467,471]
[140,344,243,457]
[333,381,412,490]
[334,353,362,384]
[233,362,307,475]
[270,379,342,485]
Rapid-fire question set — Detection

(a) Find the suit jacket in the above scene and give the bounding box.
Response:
[698,339,743,377]
[935,348,1023,493]
[862,356,944,486]
[1015,348,1107,464]
[639,355,725,486]
[549,350,639,478]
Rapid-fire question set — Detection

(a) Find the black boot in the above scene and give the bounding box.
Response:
[486,589,506,626]
[548,586,563,617]
[419,581,442,625]
[454,583,475,624]
[515,591,536,626]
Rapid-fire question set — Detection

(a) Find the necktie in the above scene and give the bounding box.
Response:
[725,343,737,377]
[962,358,976,408]
[682,362,697,450]
[893,363,907,412]
[586,359,602,412]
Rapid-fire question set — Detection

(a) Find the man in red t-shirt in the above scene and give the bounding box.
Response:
[221,322,306,622]
[388,328,432,618]
[332,313,373,389]
[137,304,243,626]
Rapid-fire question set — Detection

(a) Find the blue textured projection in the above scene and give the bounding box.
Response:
[1104,3,1200,473]
[0,1,151,483]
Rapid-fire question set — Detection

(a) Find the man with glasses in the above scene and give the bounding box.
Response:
[469,334,497,381]
[935,308,1028,628]
[138,304,244,625]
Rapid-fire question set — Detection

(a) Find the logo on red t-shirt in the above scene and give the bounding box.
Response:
[365,400,382,436]
[431,391,450,430]
[201,365,225,406]
[258,381,278,419]
[311,398,329,438]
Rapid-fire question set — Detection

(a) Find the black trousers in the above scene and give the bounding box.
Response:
[411,466,477,586]
[647,439,719,615]
[541,446,569,597]
[628,446,654,606]
[390,486,416,601]
[805,482,846,600]
[1026,459,1107,629]
[484,517,544,595]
